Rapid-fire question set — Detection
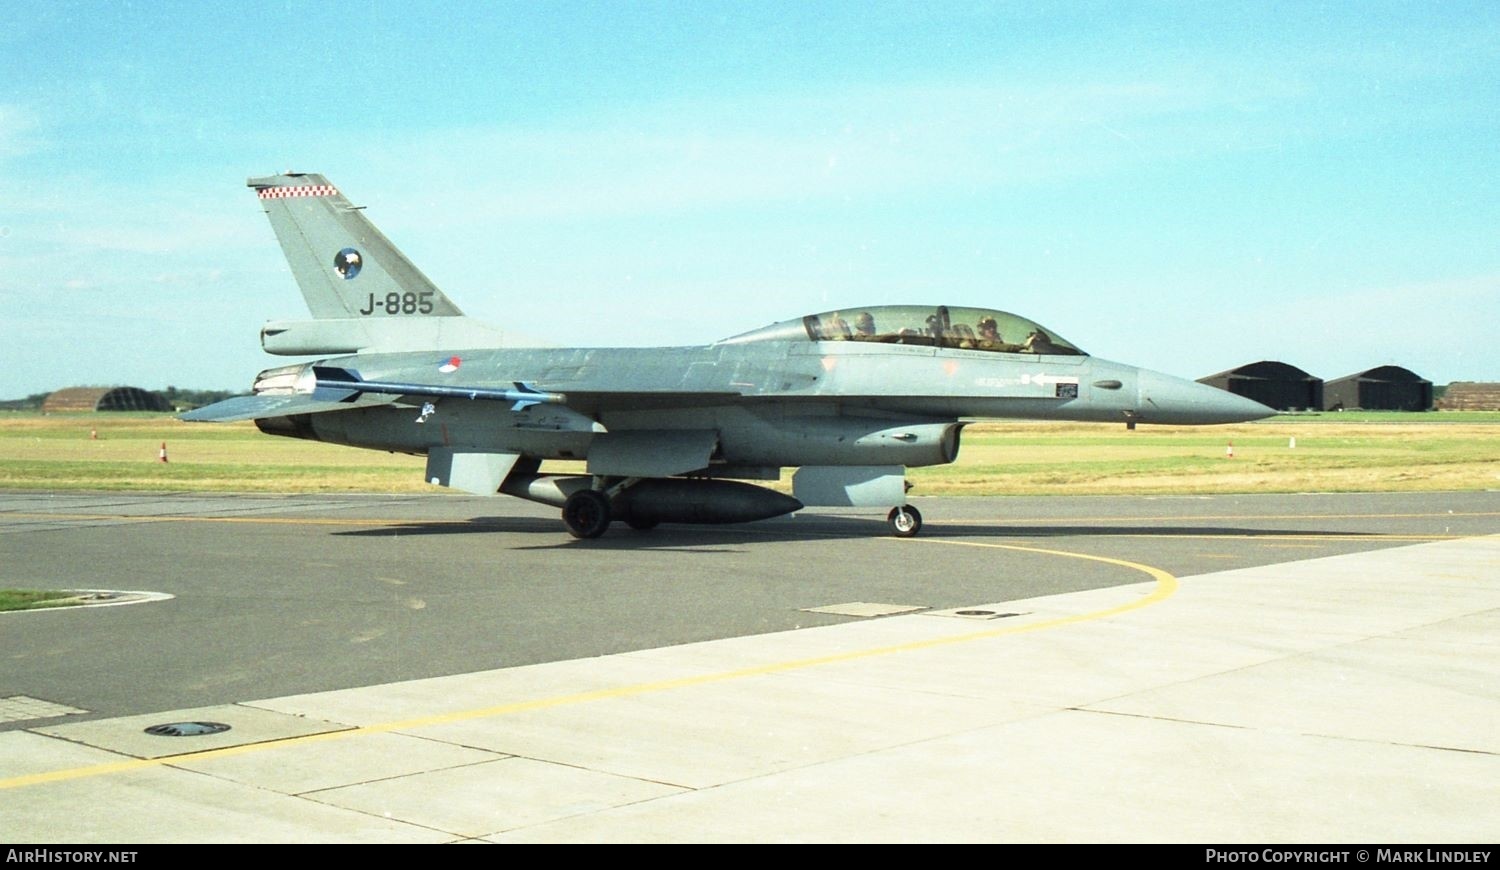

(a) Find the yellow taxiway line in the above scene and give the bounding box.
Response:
[2,537,1174,791]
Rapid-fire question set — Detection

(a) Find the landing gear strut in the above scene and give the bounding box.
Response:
[562,489,611,539]
[887,505,922,538]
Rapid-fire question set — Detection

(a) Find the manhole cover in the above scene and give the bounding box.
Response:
[144,721,231,737]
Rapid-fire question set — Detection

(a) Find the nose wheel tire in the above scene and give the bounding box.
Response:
[562,490,612,539]
[887,505,922,538]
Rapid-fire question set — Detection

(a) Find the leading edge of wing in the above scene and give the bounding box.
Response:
[180,392,401,423]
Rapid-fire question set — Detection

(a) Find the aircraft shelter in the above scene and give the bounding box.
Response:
[41,386,173,413]
[1323,366,1433,411]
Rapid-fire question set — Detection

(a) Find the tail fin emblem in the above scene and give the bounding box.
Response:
[334,248,362,279]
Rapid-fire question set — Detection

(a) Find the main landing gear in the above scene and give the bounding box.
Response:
[562,478,661,538]
[887,505,922,538]
[561,481,923,539]
[561,489,611,539]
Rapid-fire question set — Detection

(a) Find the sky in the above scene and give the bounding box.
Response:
[2,1,1497,398]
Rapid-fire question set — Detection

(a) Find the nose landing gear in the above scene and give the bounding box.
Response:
[887,505,922,538]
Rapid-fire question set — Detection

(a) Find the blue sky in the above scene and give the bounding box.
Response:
[2,1,1497,398]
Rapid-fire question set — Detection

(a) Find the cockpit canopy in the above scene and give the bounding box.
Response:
[719,304,1086,356]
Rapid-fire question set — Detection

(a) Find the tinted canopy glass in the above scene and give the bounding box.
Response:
[720,304,1086,355]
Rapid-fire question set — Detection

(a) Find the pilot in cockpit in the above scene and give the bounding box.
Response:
[976,316,1003,347]
[1023,329,1060,354]
[925,313,945,338]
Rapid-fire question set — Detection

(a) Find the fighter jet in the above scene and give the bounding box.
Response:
[184,172,1274,538]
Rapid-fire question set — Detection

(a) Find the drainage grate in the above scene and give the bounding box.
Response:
[927,608,1027,620]
[144,721,231,737]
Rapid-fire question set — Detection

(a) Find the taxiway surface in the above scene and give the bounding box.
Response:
[2,490,1497,842]
[2,490,1492,726]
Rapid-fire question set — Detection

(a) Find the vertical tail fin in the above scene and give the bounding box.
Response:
[247,173,463,319]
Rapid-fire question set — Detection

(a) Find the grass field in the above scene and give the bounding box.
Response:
[0,589,79,611]
[1,410,1496,497]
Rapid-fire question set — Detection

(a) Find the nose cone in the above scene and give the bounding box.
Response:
[1136,369,1276,424]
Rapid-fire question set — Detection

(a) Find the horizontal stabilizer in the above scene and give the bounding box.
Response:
[180,392,399,423]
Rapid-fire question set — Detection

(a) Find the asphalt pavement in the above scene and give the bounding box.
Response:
[1,490,1497,842]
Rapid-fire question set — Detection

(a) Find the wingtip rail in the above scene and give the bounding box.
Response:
[306,368,566,410]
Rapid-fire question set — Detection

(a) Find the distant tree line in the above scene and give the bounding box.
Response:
[0,393,51,411]
[156,387,243,410]
[0,387,242,411]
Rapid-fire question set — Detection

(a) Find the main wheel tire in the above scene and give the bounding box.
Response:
[624,516,659,531]
[562,490,612,539]
[887,505,922,538]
